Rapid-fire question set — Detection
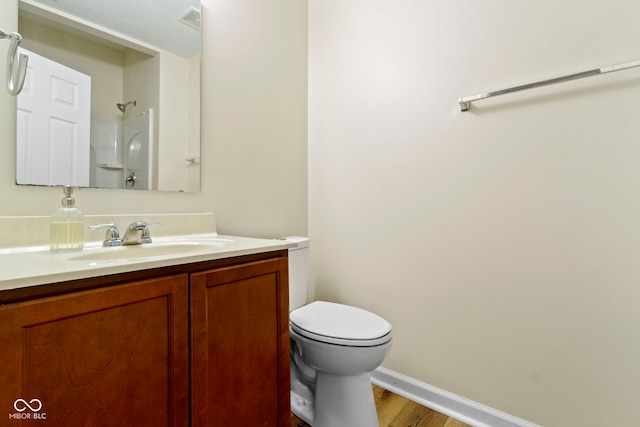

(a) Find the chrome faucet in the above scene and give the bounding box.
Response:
[88,223,123,247]
[122,221,163,245]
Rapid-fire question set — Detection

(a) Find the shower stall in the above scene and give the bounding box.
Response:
[89,108,154,190]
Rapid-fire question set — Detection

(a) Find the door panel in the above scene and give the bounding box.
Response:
[16,48,91,187]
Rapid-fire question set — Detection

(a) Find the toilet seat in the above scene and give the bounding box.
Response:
[290,301,392,347]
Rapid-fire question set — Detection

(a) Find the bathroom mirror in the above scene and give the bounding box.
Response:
[15,0,201,192]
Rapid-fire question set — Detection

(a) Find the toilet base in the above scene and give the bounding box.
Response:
[291,390,314,425]
[292,371,379,427]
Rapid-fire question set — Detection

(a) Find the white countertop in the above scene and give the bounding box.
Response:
[0,233,290,292]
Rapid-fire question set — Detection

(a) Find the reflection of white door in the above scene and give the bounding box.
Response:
[16,48,91,187]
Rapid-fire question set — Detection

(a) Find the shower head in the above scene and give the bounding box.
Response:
[116,100,137,113]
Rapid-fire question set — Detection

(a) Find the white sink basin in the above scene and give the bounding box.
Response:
[69,240,228,262]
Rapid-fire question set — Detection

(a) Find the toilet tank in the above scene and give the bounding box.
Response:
[283,236,309,312]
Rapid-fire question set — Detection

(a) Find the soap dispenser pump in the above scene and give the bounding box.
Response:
[50,186,85,253]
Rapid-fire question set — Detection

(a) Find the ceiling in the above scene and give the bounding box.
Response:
[20,0,201,58]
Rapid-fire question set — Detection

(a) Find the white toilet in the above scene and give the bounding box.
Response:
[286,237,392,427]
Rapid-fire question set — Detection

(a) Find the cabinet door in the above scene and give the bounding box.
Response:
[191,257,290,427]
[0,274,189,427]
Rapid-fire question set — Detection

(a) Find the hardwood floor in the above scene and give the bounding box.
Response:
[290,385,471,427]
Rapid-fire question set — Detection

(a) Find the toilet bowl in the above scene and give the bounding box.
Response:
[285,237,392,427]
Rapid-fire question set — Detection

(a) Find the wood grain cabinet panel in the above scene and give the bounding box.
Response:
[191,257,290,427]
[0,274,189,427]
[0,251,290,427]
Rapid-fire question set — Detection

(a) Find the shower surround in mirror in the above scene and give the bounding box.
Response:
[90,110,153,190]
[15,0,201,193]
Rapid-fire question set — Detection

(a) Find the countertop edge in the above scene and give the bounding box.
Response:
[0,234,291,293]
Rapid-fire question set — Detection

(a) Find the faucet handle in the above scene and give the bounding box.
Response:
[142,222,164,228]
[123,221,164,244]
[88,223,123,247]
[139,222,164,244]
[126,221,164,229]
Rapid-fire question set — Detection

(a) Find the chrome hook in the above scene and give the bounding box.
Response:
[0,28,28,96]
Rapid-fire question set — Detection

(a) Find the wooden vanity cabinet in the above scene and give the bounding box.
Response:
[0,274,190,427]
[0,251,290,427]
[191,256,290,427]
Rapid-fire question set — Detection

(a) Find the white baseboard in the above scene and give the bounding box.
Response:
[370,367,539,427]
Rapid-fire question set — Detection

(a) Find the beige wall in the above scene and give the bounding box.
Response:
[157,51,189,192]
[187,53,202,193]
[0,0,308,237]
[309,1,640,426]
[204,0,309,237]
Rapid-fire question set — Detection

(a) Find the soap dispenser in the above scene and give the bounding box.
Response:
[50,186,85,253]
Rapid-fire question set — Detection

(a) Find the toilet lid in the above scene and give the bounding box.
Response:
[290,301,392,343]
